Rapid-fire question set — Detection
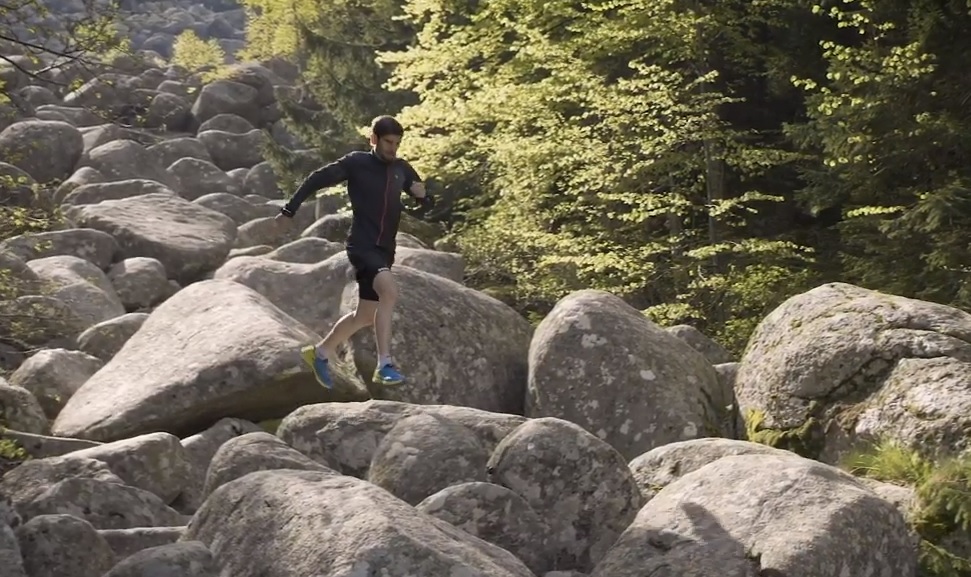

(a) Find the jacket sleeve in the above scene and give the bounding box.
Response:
[281,155,352,216]
[401,161,423,196]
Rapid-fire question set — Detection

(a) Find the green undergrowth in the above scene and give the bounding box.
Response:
[743,411,971,575]
[1,194,71,353]
[0,425,29,478]
[843,440,971,577]
[0,437,27,461]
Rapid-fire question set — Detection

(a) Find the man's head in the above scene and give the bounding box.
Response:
[369,115,404,161]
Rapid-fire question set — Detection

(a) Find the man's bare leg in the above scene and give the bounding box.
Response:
[315,299,379,360]
[371,269,404,384]
[301,299,377,389]
[372,270,398,361]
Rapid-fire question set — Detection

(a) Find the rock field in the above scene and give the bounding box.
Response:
[1,0,969,575]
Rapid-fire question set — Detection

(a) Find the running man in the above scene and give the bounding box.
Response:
[274,115,432,388]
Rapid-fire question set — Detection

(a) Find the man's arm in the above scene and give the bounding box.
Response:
[280,155,351,217]
[401,160,424,198]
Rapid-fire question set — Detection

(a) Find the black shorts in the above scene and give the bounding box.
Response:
[347,247,394,301]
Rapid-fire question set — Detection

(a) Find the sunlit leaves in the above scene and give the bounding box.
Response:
[0,0,127,94]
[376,0,813,352]
[170,30,228,81]
[260,0,971,357]
[790,0,971,308]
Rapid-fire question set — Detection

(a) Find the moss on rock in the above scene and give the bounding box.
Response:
[259,418,283,435]
[743,408,826,459]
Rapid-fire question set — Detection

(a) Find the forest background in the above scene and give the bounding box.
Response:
[233,0,971,356]
[6,0,971,358]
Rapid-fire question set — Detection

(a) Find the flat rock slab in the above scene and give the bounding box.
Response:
[65,192,238,285]
[52,279,369,442]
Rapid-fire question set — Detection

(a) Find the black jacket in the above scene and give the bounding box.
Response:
[280,150,423,252]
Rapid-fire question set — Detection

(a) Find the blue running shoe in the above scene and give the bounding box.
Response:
[373,363,404,386]
[301,345,333,389]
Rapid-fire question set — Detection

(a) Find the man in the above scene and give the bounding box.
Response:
[274,115,432,389]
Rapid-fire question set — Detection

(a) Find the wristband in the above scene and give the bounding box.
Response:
[280,207,295,217]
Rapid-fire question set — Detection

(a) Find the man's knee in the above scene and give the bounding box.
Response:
[372,268,398,303]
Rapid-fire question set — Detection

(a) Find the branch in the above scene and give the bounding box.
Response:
[0,46,89,89]
[0,0,130,90]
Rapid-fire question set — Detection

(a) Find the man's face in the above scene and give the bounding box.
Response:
[372,134,401,161]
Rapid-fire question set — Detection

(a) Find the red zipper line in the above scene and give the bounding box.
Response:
[378,164,391,245]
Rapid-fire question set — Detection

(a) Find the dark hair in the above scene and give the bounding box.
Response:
[371,115,404,138]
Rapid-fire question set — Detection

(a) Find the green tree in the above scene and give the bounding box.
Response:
[170,29,228,81]
[380,0,815,350]
[0,0,127,92]
[788,0,971,309]
[239,0,417,147]
[237,0,421,207]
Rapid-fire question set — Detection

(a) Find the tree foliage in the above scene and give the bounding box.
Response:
[239,0,417,144]
[237,0,421,204]
[239,0,971,355]
[788,0,971,309]
[170,29,228,81]
[377,0,818,346]
[0,0,127,96]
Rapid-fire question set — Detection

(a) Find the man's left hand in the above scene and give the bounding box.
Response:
[410,181,426,198]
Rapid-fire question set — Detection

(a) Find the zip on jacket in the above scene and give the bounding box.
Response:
[281,150,423,252]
